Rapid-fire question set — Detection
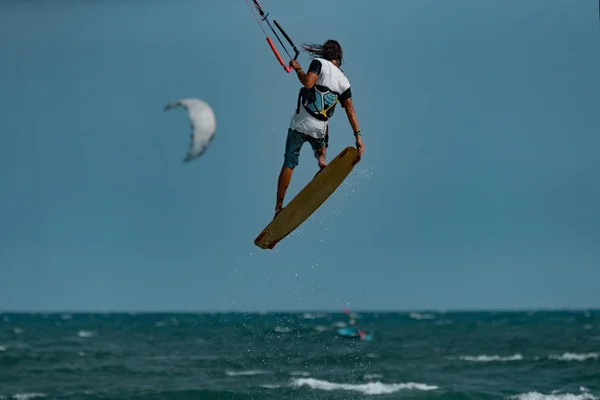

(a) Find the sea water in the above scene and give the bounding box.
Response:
[1,310,599,399]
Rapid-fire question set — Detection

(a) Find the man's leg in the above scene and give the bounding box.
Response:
[310,130,329,177]
[275,166,293,216]
[276,129,304,217]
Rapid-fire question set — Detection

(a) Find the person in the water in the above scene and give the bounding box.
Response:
[349,317,368,340]
[274,39,364,217]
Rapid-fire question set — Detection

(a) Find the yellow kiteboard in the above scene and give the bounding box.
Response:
[254,146,359,250]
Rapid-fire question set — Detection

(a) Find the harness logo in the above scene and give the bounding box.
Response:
[297,85,340,121]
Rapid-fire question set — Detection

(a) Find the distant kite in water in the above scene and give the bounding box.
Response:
[163,98,216,163]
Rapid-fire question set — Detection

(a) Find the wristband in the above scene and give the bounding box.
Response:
[354,130,361,136]
[296,68,304,74]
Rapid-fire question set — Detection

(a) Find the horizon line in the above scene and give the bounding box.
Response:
[1,307,599,314]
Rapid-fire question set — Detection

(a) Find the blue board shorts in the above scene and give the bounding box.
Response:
[283,128,329,168]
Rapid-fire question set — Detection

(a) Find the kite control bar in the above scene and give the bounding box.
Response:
[246,0,300,73]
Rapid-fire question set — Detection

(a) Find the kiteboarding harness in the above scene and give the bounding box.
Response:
[297,80,341,122]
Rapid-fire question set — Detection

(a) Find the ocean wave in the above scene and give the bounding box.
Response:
[225,369,268,376]
[290,371,310,377]
[510,387,597,400]
[410,312,435,320]
[511,394,597,400]
[9,394,46,400]
[548,353,599,362]
[292,378,438,395]
[454,352,599,363]
[458,354,523,362]
[77,330,95,338]
[0,346,7,352]
[301,312,327,319]
[259,384,280,389]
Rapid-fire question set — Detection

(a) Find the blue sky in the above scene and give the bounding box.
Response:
[1,0,599,312]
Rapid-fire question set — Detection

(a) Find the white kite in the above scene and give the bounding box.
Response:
[163,98,216,163]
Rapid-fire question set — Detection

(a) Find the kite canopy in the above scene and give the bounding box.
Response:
[163,98,216,163]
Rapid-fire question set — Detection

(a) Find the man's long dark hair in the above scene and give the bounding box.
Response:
[301,39,343,67]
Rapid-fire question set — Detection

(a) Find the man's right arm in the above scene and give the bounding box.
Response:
[342,97,360,135]
[342,96,364,160]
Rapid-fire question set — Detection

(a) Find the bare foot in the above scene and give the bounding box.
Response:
[314,165,327,178]
[274,207,284,219]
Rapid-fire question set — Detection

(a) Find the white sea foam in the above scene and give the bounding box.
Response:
[458,354,523,362]
[512,393,597,400]
[290,371,311,377]
[0,346,7,352]
[455,352,599,363]
[301,312,327,319]
[510,387,597,400]
[292,378,438,395]
[259,384,280,389]
[225,369,267,376]
[410,312,435,320]
[77,330,95,338]
[364,373,383,380]
[549,352,599,361]
[12,394,47,400]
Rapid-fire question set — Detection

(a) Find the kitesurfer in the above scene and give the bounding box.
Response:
[274,40,364,217]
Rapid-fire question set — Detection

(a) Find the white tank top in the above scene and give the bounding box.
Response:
[289,58,351,139]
